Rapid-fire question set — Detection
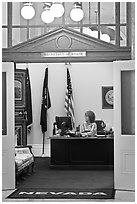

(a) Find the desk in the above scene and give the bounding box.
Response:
[50,136,114,169]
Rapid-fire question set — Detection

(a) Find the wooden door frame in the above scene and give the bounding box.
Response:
[113,60,135,190]
[2,62,15,190]
[2,27,132,190]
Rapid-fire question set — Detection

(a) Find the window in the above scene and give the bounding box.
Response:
[2,2,131,48]
[121,70,135,135]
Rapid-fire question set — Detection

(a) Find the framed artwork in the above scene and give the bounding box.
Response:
[102,86,113,109]
[15,69,26,108]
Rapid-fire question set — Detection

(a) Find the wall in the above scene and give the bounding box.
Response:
[16,62,114,156]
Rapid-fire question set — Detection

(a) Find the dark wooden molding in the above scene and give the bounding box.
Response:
[115,3,120,47]
[98,3,101,39]
[2,27,131,63]
[127,3,131,47]
[7,2,12,47]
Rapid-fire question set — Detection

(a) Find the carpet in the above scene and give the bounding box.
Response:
[16,157,114,189]
[7,188,115,199]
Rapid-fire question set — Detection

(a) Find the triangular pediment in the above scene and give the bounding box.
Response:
[3,27,131,62]
[7,27,118,52]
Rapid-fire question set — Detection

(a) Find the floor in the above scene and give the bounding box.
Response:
[16,157,114,189]
[2,189,135,202]
[2,158,135,202]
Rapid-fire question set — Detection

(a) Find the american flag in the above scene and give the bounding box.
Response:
[64,68,75,128]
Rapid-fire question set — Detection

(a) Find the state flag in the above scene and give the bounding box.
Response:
[40,68,51,133]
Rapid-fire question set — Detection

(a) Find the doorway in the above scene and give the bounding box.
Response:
[2,60,135,191]
[15,62,114,190]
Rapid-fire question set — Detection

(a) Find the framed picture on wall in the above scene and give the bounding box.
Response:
[15,69,26,108]
[102,86,113,109]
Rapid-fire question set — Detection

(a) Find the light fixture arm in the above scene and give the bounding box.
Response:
[43,2,52,9]
[74,2,82,8]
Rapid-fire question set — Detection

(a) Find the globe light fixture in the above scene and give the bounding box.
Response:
[21,2,35,20]
[101,33,111,42]
[70,2,84,22]
[50,3,64,18]
[41,3,54,24]
[83,27,92,36]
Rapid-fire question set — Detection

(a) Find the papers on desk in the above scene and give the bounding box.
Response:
[51,132,110,138]
[81,133,88,137]
[81,133,106,138]
[96,134,106,137]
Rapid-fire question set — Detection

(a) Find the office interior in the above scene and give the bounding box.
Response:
[2,2,135,202]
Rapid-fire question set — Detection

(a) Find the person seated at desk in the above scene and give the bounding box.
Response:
[82,110,97,137]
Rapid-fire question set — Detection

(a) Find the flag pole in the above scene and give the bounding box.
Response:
[42,132,45,157]
[66,63,69,117]
[42,93,48,157]
[41,67,49,157]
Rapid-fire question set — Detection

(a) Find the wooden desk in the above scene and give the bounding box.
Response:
[50,136,114,169]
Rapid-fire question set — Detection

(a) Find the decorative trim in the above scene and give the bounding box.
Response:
[15,119,27,145]
[120,150,135,174]
[2,49,131,63]
[6,27,118,50]
[2,27,131,62]
[56,35,72,48]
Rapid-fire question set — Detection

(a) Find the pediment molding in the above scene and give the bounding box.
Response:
[2,27,131,62]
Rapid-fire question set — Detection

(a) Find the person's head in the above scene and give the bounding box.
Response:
[85,111,95,123]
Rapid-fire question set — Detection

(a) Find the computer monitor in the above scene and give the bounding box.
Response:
[55,116,72,131]
[95,120,106,135]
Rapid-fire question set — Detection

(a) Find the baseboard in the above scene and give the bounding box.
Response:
[30,144,50,157]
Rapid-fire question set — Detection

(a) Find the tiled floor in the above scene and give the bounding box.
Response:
[2,189,135,202]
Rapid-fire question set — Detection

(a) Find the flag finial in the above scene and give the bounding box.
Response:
[45,63,48,68]
[65,62,71,68]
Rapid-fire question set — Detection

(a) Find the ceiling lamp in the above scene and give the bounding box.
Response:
[21,2,35,20]
[41,3,54,24]
[50,3,64,18]
[101,34,111,42]
[70,2,84,22]
[83,27,92,36]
